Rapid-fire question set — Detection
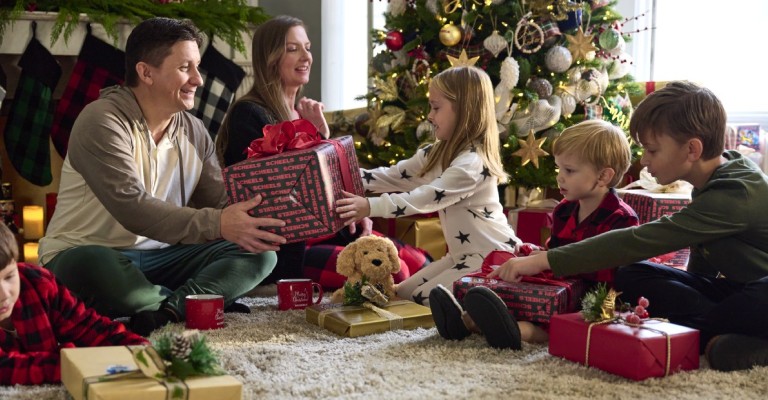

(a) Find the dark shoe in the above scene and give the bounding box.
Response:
[429,285,471,341]
[224,302,251,314]
[707,334,768,371]
[463,286,521,350]
[128,308,176,337]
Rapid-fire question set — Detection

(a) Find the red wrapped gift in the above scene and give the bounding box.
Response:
[619,189,691,268]
[452,251,586,324]
[507,207,554,246]
[222,120,365,243]
[549,313,700,380]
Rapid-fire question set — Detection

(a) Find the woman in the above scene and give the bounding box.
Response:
[216,15,368,284]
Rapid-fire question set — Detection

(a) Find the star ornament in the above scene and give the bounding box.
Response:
[512,131,549,168]
[447,49,480,68]
[565,27,597,61]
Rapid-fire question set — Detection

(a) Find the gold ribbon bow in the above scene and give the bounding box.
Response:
[318,300,409,330]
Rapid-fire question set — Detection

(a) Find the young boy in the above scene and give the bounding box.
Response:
[430,119,638,349]
[491,81,768,371]
[0,224,147,385]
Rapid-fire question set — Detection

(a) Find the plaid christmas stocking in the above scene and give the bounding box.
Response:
[50,26,125,157]
[3,32,61,186]
[191,44,245,138]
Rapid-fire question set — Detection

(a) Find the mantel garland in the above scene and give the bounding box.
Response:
[0,0,270,54]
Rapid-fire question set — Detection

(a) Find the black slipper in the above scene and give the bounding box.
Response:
[707,334,768,371]
[463,286,522,350]
[224,302,251,314]
[429,284,470,341]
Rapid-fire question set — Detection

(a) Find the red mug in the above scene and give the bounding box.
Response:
[185,294,225,330]
[277,279,323,310]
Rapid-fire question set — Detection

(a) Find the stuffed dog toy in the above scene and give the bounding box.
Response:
[330,235,401,303]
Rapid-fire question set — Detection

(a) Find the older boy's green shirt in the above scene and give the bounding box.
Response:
[548,151,768,283]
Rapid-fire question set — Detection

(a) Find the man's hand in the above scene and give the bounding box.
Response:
[335,191,371,227]
[297,97,330,139]
[220,194,286,253]
[487,252,551,282]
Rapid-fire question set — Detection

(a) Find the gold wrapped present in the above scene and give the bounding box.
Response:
[395,216,447,260]
[61,346,242,400]
[306,300,434,337]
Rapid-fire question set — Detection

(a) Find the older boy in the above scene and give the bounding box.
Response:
[491,81,768,371]
[0,224,147,385]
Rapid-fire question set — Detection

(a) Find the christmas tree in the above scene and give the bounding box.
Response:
[359,0,642,190]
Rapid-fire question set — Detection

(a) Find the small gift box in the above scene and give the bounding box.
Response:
[222,120,365,243]
[394,215,446,260]
[452,251,587,324]
[61,346,242,400]
[549,312,700,380]
[507,207,555,247]
[305,300,434,337]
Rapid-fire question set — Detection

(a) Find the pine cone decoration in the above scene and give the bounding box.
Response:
[171,334,192,360]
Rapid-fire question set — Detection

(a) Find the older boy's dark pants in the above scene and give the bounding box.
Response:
[614,262,768,352]
[44,240,277,320]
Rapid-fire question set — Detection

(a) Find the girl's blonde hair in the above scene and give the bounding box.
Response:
[421,66,507,183]
[216,15,305,163]
[551,119,632,187]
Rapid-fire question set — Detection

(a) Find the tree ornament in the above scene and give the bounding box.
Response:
[354,112,371,136]
[494,57,520,122]
[544,45,572,73]
[565,27,597,61]
[558,90,577,116]
[416,120,433,139]
[411,58,431,81]
[527,77,553,99]
[608,35,626,56]
[510,96,562,134]
[512,131,549,168]
[439,23,462,47]
[426,0,440,15]
[598,27,621,51]
[446,49,480,67]
[483,30,507,58]
[388,0,408,17]
[513,14,544,54]
[385,30,404,51]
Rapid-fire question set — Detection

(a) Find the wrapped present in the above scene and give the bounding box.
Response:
[453,251,587,324]
[61,346,242,400]
[629,81,670,106]
[618,186,691,267]
[306,299,434,337]
[548,313,700,380]
[507,207,556,247]
[393,215,446,260]
[222,120,365,243]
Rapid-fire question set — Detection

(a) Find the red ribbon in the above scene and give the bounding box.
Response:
[246,119,322,159]
[475,250,574,291]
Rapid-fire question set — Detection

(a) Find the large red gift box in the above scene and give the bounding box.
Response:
[452,251,587,324]
[222,123,365,243]
[507,207,554,247]
[549,313,700,380]
[619,189,691,267]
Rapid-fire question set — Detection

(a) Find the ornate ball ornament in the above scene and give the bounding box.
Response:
[439,24,462,47]
[598,28,621,51]
[558,90,577,116]
[544,45,572,73]
[527,77,553,99]
[483,30,507,58]
[385,30,404,51]
[608,35,626,56]
[416,120,433,139]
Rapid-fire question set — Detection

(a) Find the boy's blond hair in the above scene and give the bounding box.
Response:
[552,120,632,187]
[420,66,508,183]
[630,81,726,160]
[0,223,18,268]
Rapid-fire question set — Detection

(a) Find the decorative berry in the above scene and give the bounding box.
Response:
[634,305,646,316]
[638,296,649,308]
[638,311,649,319]
[626,314,641,324]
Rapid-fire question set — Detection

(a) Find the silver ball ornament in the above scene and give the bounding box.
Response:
[545,45,572,73]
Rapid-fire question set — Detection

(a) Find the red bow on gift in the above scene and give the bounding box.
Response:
[246,119,322,159]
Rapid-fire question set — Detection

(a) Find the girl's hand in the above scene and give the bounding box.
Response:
[297,97,330,139]
[487,252,551,282]
[348,217,373,236]
[335,191,371,226]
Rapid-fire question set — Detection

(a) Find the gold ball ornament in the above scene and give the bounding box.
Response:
[439,24,462,47]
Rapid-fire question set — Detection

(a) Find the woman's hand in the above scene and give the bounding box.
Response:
[335,191,371,227]
[297,97,330,139]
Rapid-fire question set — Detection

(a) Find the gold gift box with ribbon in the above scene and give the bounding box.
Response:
[394,216,447,260]
[306,300,435,337]
[61,346,242,400]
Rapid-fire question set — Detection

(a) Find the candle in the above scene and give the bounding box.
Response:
[23,205,45,240]
[23,242,39,265]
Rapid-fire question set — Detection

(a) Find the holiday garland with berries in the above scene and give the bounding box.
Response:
[0,0,269,54]
[359,0,643,189]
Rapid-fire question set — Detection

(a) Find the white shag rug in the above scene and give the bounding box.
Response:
[2,295,766,400]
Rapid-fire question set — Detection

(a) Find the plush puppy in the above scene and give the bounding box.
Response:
[330,235,401,303]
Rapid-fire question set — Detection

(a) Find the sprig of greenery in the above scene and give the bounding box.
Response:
[153,332,223,380]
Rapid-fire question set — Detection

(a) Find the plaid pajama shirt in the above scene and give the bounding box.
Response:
[0,264,147,385]
[50,31,125,157]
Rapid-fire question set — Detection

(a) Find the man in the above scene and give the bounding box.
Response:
[39,18,285,336]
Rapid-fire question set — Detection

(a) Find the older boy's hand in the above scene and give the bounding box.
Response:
[488,252,551,282]
[336,191,371,226]
[221,194,287,253]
